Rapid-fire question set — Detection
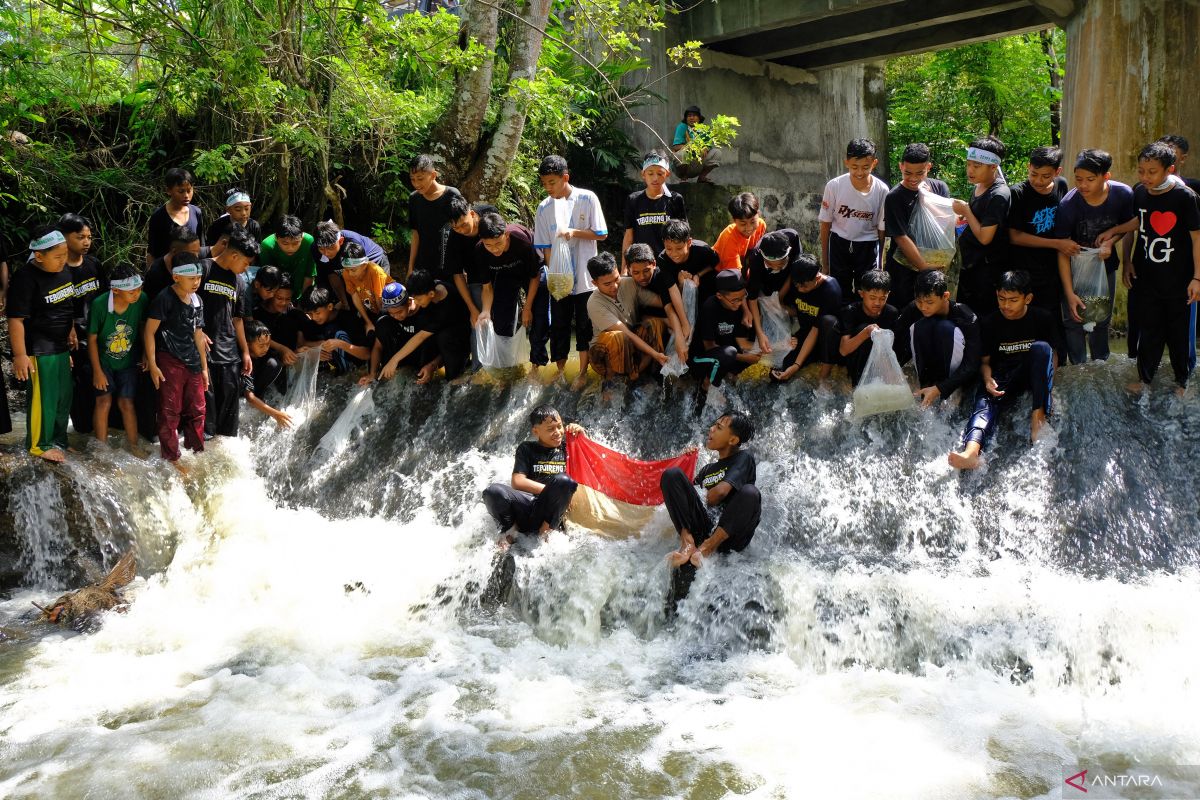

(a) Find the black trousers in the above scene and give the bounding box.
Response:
[435,324,471,380]
[886,261,917,311]
[829,233,880,301]
[205,361,241,437]
[690,346,749,387]
[661,466,761,608]
[1133,285,1196,387]
[780,315,840,372]
[911,316,964,393]
[956,261,999,316]
[532,287,593,365]
[0,365,11,435]
[69,347,95,434]
[482,473,578,534]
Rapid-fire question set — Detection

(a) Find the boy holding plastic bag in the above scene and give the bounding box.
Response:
[585,253,671,383]
[949,270,1062,470]
[838,269,900,387]
[532,155,607,388]
[626,244,691,367]
[744,229,800,357]
[884,143,953,310]
[474,213,542,371]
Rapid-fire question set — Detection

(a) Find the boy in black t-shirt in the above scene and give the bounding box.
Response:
[241,319,292,429]
[949,271,1061,470]
[407,154,464,279]
[894,270,982,407]
[298,286,372,375]
[690,270,759,388]
[59,212,105,435]
[475,212,542,353]
[659,219,721,300]
[744,229,800,354]
[482,405,579,546]
[1006,146,1072,325]
[884,143,952,310]
[627,243,690,362]
[206,187,263,252]
[953,135,1011,316]
[6,228,76,461]
[661,413,761,610]
[621,152,687,271]
[837,269,900,386]
[407,270,470,381]
[770,254,842,384]
[1103,142,1200,392]
[198,225,258,439]
[358,281,438,385]
[144,254,208,467]
[146,168,205,267]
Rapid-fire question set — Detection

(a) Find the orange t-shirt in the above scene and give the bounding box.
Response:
[343,263,390,315]
[712,218,767,272]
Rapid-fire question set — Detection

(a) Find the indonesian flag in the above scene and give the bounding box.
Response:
[564,430,698,538]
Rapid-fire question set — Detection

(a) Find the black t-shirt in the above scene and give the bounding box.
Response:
[959,180,1011,271]
[242,354,283,397]
[1183,177,1200,195]
[255,305,305,351]
[981,306,1062,377]
[409,187,464,273]
[744,229,802,299]
[1131,183,1200,295]
[198,258,251,365]
[6,264,77,355]
[375,310,434,363]
[783,275,843,337]
[624,190,687,256]
[147,203,205,261]
[837,302,899,338]
[656,240,720,285]
[302,308,371,348]
[637,268,675,318]
[207,215,263,248]
[883,179,951,267]
[1006,177,1068,282]
[441,203,498,286]
[512,440,567,485]
[695,449,756,513]
[694,296,753,352]
[148,287,204,372]
[894,301,981,397]
[70,255,105,331]
[474,224,541,290]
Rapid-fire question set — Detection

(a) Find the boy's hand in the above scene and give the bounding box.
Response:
[416,364,435,384]
[984,376,1004,397]
[675,340,688,362]
[916,385,941,408]
[469,310,481,328]
[558,229,576,240]
[1189,279,1200,304]
[1121,267,1135,290]
[379,360,398,380]
[1065,293,1085,323]
[242,352,253,376]
[68,328,79,350]
[270,409,294,429]
[202,368,211,389]
[1056,239,1082,257]
[201,333,212,354]
[365,321,376,334]
[279,348,298,366]
[653,351,669,367]
[744,352,761,364]
[951,199,969,217]
[93,371,109,392]
[357,374,374,386]
[12,354,32,381]
[565,423,585,436]
[520,305,533,329]
[149,365,164,389]
[320,338,342,353]
[476,309,490,326]
[139,357,148,372]
[678,271,694,284]
[757,332,772,354]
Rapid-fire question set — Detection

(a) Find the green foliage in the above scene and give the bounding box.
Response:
[886,31,1064,196]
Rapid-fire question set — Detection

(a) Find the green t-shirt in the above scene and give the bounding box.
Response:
[88,291,148,371]
[260,233,317,296]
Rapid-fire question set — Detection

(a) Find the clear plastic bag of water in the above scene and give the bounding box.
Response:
[662,280,699,378]
[282,346,322,413]
[475,318,531,369]
[899,190,958,269]
[315,385,375,461]
[546,238,574,300]
[1070,247,1110,331]
[757,293,794,365]
[852,328,914,419]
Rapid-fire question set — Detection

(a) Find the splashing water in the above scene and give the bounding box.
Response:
[1,357,1199,798]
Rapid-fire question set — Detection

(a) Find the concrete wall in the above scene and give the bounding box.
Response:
[627,22,888,245]
[1061,0,1200,185]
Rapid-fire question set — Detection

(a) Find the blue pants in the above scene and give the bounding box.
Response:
[482,473,578,534]
[960,341,1053,450]
[1062,264,1116,364]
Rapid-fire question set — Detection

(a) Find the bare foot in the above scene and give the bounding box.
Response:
[128,444,149,459]
[37,448,66,463]
[1030,409,1047,442]
[171,460,189,477]
[947,449,982,470]
[496,532,515,551]
[1175,385,1187,398]
[1126,381,1146,394]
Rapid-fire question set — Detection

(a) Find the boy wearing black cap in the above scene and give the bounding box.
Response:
[482,405,579,546]
[744,228,800,354]
[661,412,760,609]
[359,281,439,384]
[691,269,759,387]
[770,254,843,383]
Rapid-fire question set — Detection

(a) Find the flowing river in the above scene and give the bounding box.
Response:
[1,358,1199,799]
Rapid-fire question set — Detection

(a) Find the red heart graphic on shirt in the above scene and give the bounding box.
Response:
[1150,210,1177,236]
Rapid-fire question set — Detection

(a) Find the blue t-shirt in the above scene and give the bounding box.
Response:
[1054,181,1136,269]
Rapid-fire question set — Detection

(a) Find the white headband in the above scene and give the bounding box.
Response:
[226,192,251,205]
[966,147,1002,166]
[29,230,66,250]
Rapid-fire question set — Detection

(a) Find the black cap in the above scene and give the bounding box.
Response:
[758,231,792,262]
[715,269,744,293]
[683,105,705,123]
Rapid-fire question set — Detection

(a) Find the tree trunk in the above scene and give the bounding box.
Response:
[1041,30,1062,146]
[460,0,552,203]
[431,0,501,189]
